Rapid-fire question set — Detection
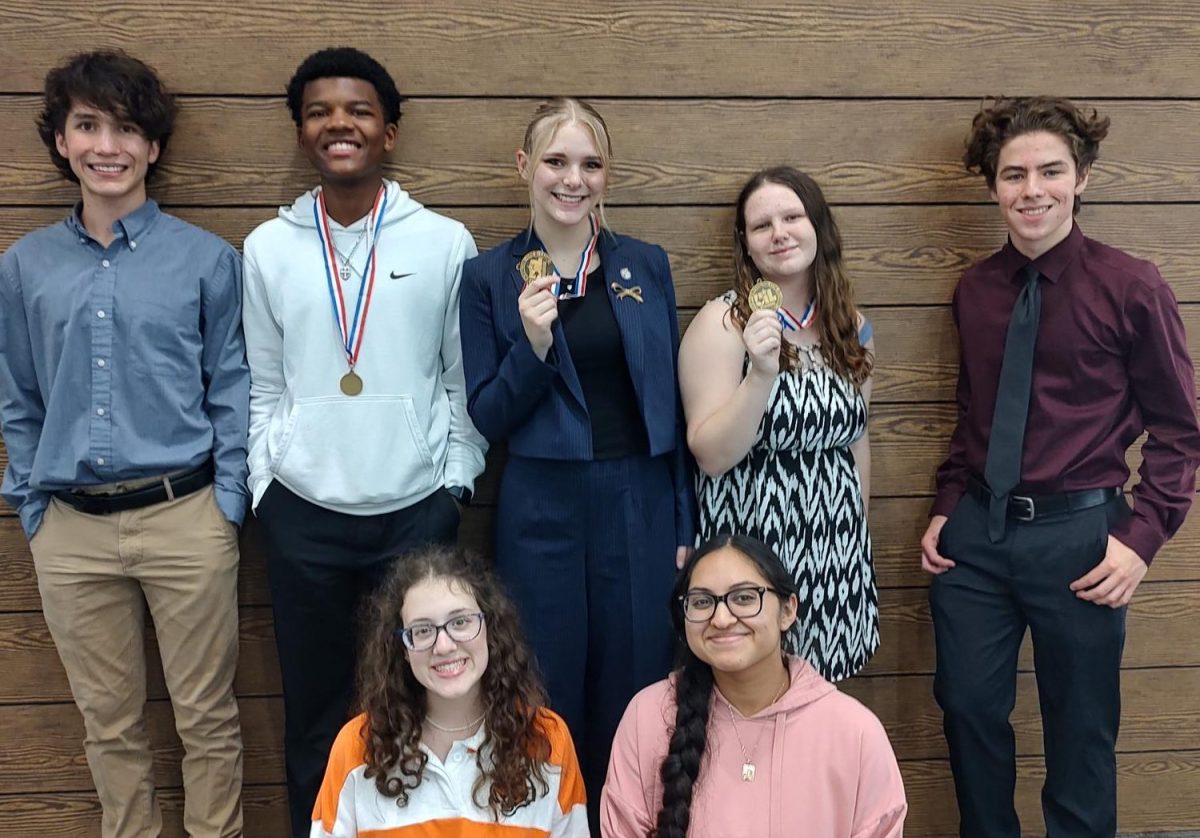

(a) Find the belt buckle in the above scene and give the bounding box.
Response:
[1010,494,1036,522]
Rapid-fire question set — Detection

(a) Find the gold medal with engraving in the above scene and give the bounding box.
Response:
[340,370,363,396]
[518,250,555,285]
[748,278,784,312]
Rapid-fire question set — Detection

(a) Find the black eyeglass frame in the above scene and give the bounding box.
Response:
[396,612,486,651]
[677,585,784,623]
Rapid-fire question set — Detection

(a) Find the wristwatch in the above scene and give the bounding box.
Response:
[447,485,472,506]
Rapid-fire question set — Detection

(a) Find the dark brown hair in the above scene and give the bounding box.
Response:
[356,546,551,818]
[963,96,1110,214]
[37,50,176,184]
[731,167,873,384]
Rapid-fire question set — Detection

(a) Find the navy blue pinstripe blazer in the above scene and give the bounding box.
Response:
[459,228,696,545]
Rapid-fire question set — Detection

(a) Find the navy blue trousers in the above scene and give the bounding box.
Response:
[930,492,1129,838]
[496,453,677,826]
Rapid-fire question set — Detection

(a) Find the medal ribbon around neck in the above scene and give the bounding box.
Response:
[778,298,817,331]
[313,185,389,371]
[554,213,600,299]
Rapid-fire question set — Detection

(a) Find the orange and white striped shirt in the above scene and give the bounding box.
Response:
[311,709,589,837]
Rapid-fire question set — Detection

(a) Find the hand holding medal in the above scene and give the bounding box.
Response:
[743,278,786,379]
[518,264,560,362]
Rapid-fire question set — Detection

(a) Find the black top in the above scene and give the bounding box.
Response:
[559,266,649,459]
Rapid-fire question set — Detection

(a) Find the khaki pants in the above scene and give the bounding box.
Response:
[30,484,244,838]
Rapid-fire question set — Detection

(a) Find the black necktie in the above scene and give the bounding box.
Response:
[983,264,1042,542]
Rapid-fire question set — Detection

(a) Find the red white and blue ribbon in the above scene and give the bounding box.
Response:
[778,298,817,331]
[313,185,388,370]
[555,213,600,299]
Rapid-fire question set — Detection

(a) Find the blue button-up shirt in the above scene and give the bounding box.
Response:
[0,201,250,538]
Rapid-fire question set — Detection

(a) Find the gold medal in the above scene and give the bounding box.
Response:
[340,371,363,396]
[748,278,783,312]
[518,250,554,285]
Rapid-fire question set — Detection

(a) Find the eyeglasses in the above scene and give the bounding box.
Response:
[397,612,485,651]
[678,586,781,623]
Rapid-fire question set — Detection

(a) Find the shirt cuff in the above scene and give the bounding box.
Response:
[18,495,49,541]
[214,484,248,527]
[930,488,965,519]
[1109,515,1162,566]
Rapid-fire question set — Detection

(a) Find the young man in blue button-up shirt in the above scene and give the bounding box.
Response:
[0,51,249,837]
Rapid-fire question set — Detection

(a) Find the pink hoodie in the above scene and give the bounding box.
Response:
[601,657,906,838]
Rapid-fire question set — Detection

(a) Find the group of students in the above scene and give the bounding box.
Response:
[1,41,1196,838]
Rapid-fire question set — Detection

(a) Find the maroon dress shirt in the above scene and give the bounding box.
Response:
[933,224,1200,563]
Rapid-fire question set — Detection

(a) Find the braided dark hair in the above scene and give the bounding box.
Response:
[652,533,798,837]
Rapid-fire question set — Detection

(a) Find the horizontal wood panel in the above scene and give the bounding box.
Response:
[842,667,1200,761]
[2,752,1198,837]
[3,493,1199,613]
[0,784,289,838]
[2,97,1198,206]
[2,0,1198,97]
[7,667,1197,795]
[867,581,1200,676]
[5,203,1200,308]
[4,582,1198,702]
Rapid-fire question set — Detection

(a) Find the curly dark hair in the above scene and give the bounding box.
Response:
[652,533,798,838]
[963,96,1110,214]
[37,49,176,184]
[730,167,873,385]
[285,47,403,126]
[356,545,551,818]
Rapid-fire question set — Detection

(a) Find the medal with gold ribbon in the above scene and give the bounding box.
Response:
[314,185,388,396]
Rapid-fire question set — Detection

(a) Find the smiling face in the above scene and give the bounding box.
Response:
[683,546,798,678]
[55,102,158,213]
[297,76,396,184]
[401,576,489,713]
[741,181,819,285]
[990,130,1089,259]
[517,121,607,231]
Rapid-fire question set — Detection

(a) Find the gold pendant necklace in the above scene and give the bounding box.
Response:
[725,673,790,782]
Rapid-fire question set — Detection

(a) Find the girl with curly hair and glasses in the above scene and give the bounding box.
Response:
[601,534,905,838]
[310,546,589,837]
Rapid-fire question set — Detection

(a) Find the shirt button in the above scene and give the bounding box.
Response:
[96,408,105,416]
[97,310,106,318]
[101,259,110,268]
[129,241,137,250]
[96,457,106,465]
[97,359,106,368]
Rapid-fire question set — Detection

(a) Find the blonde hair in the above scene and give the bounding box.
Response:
[520,97,613,228]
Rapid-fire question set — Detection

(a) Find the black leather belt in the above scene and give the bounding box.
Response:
[966,475,1121,522]
[53,461,215,515]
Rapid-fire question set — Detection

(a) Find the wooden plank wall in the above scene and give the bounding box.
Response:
[1,1,1198,835]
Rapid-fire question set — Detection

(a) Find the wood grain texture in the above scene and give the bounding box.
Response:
[5,203,1200,307]
[1,0,1198,97]
[2,97,1198,206]
[3,581,1198,703]
[5,668,1197,794]
[1,752,1198,837]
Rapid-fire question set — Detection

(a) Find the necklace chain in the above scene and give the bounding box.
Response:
[333,221,370,281]
[423,711,486,733]
[725,673,790,782]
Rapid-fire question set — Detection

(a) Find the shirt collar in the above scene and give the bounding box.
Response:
[999,222,1084,284]
[66,199,161,245]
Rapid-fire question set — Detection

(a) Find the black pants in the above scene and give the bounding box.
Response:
[255,481,460,838]
[930,492,1129,837]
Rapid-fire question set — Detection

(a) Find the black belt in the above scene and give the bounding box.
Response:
[53,461,215,515]
[966,475,1121,522]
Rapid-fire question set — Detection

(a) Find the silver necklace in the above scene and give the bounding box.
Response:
[423,711,486,733]
[333,222,369,282]
[725,674,789,782]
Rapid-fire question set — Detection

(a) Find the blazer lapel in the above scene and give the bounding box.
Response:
[601,234,648,406]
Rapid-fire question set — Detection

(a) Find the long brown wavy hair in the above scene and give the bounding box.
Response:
[356,546,551,817]
[730,166,873,384]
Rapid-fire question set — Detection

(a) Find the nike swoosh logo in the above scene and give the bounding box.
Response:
[389,271,414,280]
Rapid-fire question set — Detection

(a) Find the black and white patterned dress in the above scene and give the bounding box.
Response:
[696,295,879,681]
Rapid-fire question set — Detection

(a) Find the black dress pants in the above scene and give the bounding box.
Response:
[930,492,1129,838]
[255,481,460,838]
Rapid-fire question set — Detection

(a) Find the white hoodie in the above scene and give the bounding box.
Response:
[242,180,486,515]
